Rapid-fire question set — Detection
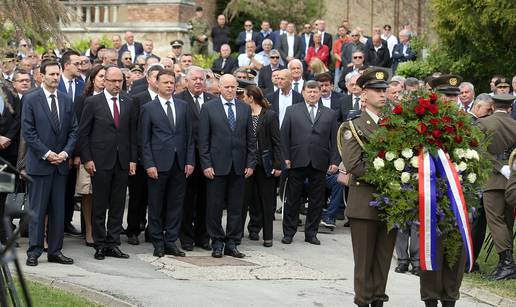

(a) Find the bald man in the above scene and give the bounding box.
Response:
[119,31,143,64]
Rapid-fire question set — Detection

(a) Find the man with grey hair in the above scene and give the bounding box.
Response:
[404,77,420,92]
[258,49,285,94]
[459,82,475,112]
[102,49,119,66]
[340,71,362,120]
[288,59,304,93]
[392,29,417,73]
[175,66,217,251]
[257,38,276,66]
[470,93,494,120]
[386,76,405,105]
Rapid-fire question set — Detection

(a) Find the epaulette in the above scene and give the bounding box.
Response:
[348,111,362,121]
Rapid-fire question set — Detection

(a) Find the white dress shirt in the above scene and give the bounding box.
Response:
[158,95,176,125]
[365,108,380,124]
[245,31,252,41]
[189,91,205,109]
[287,34,295,58]
[61,75,76,101]
[148,88,158,100]
[278,89,293,127]
[306,102,318,121]
[127,44,136,63]
[291,79,304,93]
[221,96,236,120]
[42,86,68,159]
[321,94,332,109]
[103,89,120,118]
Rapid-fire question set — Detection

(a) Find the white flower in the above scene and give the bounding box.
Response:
[401,148,414,159]
[401,172,411,183]
[467,173,477,183]
[410,156,419,168]
[385,151,397,161]
[454,148,466,159]
[373,158,385,170]
[412,173,419,180]
[465,149,479,161]
[457,161,468,172]
[394,158,405,171]
[458,175,463,182]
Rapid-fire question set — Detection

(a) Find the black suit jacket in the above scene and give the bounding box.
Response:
[131,90,155,162]
[140,97,194,171]
[320,91,345,124]
[79,92,137,170]
[258,64,284,94]
[198,98,256,175]
[131,78,148,95]
[267,89,304,118]
[173,90,216,148]
[211,56,238,76]
[340,93,362,121]
[392,43,417,73]
[119,42,144,63]
[235,31,261,53]
[0,87,21,160]
[278,34,303,62]
[280,102,340,172]
[256,108,282,170]
[366,44,391,68]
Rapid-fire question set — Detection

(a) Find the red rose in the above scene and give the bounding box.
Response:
[454,135,463,143]
[444,125,455,134]
[393,105,403,115]
[432,129,443,139]
[430,118,440,126]
[418,97,431,108]
[414,105,426,116]
[441,115,452,123]
[427,104,439,115]
[379,117,390,127]
[429,92,438,102]
[428,138,436,145]
[456,121,464,129]
[470,139,479,147]
[435,140,444,148]
[416,122,428,134]
[378,150,386,158]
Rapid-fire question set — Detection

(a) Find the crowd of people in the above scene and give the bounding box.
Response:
[0,7,515,307]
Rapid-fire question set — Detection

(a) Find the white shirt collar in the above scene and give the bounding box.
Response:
[148,88,158,99]
[221,96,235,105]
[103,89,119,102]
[365,108,380,124]
[280,89,292,97]
[158,95,173,106]
[42,86,57,98]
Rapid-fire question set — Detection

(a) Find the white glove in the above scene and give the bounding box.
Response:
[500,165,510,179]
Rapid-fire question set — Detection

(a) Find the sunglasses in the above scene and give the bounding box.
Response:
[351,34,359,37]
[124,57,131,60]
[172,46,182,49]
[270,56,280,59]
[353,56,363,59]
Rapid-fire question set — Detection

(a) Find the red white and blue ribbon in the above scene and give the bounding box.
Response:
[434,149,475,272]
[418,150,438,271]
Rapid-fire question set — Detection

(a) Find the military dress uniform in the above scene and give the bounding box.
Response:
[505,149,516,205]
[189,8,210,56]
[477,94,516,281]
[340,68,397,307]
[420,75,468,307]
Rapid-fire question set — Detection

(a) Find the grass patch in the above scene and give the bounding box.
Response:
[463,230,516,299]
[4,278,101,307]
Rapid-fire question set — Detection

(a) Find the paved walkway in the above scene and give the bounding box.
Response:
[18,212,495,307]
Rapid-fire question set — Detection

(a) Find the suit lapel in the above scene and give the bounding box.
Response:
[154,98,173,131]
[39,89,59,133]
[301,103,313,124]
[216,99,232,132]
[360,111,378,139]
[313,106,323,125]
[100,93,115,126]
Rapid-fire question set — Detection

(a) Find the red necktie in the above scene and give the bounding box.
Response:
[112,97,119,128]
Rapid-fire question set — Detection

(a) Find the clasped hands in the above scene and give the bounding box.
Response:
[47,151,68,165]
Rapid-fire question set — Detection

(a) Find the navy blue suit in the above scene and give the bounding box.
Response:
[235,31,261,53]
[141,97,194,248]
[22,87,78,258]
[58,77,84,103]
[391,43,417,73]
[119,42,144,63]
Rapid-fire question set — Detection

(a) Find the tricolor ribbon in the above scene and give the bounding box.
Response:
[418,148,475,272]
[418,150,438,271]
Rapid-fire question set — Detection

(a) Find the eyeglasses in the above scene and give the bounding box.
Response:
[124,57,131,60]
[270,56,280,59]
[172,46,181,49]
[80,60,90,65]
[351,34,359,37]
[353,56,363,59]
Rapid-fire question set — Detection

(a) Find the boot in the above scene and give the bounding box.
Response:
[441,301,456,307]
[371,301,383,307]
[423,299,437,307]
[489,250,516,281]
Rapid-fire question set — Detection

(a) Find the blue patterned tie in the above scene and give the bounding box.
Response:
[226,102,236,131]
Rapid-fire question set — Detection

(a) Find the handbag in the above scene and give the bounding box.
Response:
[4,185,28,219]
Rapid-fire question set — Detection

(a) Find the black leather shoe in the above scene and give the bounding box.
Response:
[224,246,245,258]
[248,232,259,241]
[441,301,456,307]
[181,244,194,251]
[305,237,321,245]
[488,250,516,281]
[105,246,130,259]
[281,236,293,244]
[164,245,185,257]
[64,223,81,236]
[26,255,38,266]
[85,241,95,248]
[153,247,164,258]
[395,263,409,273]
[94,248,105,260]
[48,253,74,265]
[127,235,140,245]
[212,247,223,258]
[198,242,211,251]
[371,300,384,307]
[411,266,421,276]
[263,240,273,247]
[424,299,437,307]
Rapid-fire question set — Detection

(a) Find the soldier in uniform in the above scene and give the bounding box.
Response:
[505,148,516,205]
[189,7,210,56]
[477,93,516,281]
[421,75,468,307]
[339,67,396,307]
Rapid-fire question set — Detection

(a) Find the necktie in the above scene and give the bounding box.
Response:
[226,102,236,131]
[166,101,175,128]
[67,80,74,98]
[353,97,360,110]
[221,58,226,69]
[112,97,119,128]
[194,95,201,114]
[49,94,60,131]
[0,95,4,115]
[309,105,316,123]
[293,82,299,93]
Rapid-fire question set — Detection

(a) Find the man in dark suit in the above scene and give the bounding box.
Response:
[211,44,238,76]
[119,31,144,64]
[271,20,288,47]
[299,24,313,61]
[141,69,195,258]
[280,80,339,245]
[258,50,284,94]
[79,66,137,260]
[366,34,391,68]
[310,20,332,49]
[391,30,417,73]
[235,20,261,54]
[57,50,84,237]
[23,60,78,266]
[314,73,345,124]
[174,66,216,251]
[339,71,363,121]
[131,56,161,95]
[125,64,164,245]
[198,74,256,258]
[211,14,231,53]
[278,23,303,64]
[267,69,304,128]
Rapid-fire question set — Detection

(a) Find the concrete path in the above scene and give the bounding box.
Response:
[17,213,496,307]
